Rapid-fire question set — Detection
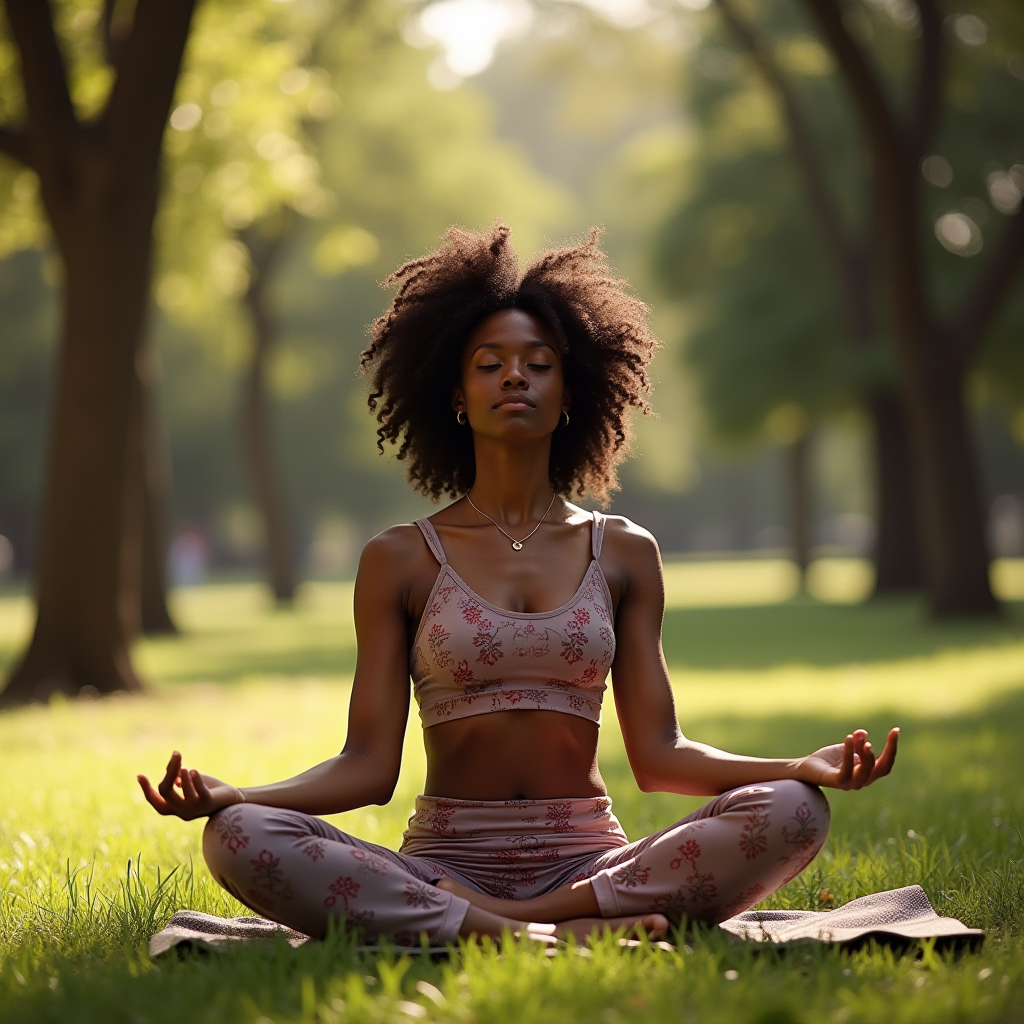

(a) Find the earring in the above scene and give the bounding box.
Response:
[561,410,570,427]
[457,410,467,425]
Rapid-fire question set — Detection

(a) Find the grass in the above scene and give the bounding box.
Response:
[1,559,1024,1023]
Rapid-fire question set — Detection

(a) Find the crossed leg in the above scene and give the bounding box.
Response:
[203,802,668,943]
[438,781,830,929]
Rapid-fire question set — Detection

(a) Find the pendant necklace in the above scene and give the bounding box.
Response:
[465,490,558,551]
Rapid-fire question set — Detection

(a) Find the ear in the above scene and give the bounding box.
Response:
[452,386,466,414]
[561,386,571,415]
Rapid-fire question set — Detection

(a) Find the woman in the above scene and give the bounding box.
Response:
[139,224,898,946]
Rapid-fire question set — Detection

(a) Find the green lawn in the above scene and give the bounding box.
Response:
[1,563,1023,1023]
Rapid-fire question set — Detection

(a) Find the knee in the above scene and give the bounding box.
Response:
[203,803,267,876]
[771,780,830,844]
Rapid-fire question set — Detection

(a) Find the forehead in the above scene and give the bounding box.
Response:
[465,309,558,355]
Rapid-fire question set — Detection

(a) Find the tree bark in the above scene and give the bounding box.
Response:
[2,187,155,704]
[868,390,921,593]
[240,226,296,605]
[0,0,197,707]
[787,430,813,588]
[136,344,177,636]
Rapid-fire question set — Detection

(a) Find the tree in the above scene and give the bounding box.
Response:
[795,0,1024,616]
[656,0,1024,614]
[710,0,921,594]
[0,0,323,706]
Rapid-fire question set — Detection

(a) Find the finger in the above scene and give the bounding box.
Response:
[838,734,855,786]
[854,739,876,788]
[871,727,900,779]
[158,751,183,797]
[179,767,199,802]
[191,770,213,805]
[137,774,170,815]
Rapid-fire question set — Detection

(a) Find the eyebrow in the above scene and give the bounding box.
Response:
[471,340,555,356]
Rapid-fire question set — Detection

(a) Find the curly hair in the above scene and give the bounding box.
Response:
[360,222,660,505]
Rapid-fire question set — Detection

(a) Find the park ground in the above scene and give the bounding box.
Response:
[1,557,1023,1023]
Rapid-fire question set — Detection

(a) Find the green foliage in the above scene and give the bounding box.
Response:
[652,0,1024,444]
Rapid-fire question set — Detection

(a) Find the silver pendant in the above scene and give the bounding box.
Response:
[512,541,523,550]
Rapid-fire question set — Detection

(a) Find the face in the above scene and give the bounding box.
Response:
[453,309,569,440]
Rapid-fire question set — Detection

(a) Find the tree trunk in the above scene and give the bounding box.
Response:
[868,390,922,594]
[240,231,296,605]
[136,344,178,636]
[787,430,813,589]
[1,175,157,705]
[902,355,998,616]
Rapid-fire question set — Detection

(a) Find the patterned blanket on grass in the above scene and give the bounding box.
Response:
[149,885,982,959]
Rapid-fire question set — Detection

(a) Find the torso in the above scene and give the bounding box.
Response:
[402,504,628,800]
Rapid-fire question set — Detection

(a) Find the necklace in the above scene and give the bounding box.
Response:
[464,490,558,551]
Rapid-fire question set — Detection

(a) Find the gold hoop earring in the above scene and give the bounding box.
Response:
[457,410,467,426]
[561,410,570,427]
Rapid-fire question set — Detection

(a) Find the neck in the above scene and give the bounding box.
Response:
[467,435,556,526]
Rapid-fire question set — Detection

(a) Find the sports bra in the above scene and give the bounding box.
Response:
[409,513,615,728]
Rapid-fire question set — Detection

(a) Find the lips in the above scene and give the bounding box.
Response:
[494,396,535,409]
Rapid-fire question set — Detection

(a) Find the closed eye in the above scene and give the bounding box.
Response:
[528,363,552,370]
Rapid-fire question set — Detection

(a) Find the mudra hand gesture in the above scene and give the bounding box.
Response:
[137,750,240,820]
[799,727,899,790]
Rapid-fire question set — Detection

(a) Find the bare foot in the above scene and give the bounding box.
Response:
[554,914,670,943]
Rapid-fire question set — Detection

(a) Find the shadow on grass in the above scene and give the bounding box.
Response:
[662,597,1024,670]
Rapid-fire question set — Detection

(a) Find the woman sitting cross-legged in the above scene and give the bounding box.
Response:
[139,224,898,946]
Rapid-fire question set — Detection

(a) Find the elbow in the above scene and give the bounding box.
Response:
[368,766,401,806]
[632,765,663,794]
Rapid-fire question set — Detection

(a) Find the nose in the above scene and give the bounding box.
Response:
[501,367,528,389]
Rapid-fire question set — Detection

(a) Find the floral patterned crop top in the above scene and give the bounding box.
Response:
[409,513,615,728]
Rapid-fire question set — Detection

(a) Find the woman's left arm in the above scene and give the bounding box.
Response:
[606,522,898,796]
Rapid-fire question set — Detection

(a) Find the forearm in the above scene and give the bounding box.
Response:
[636,738,804,797]
[237,750,396,815]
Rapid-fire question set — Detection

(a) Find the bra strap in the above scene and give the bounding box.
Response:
[414,518,447,565]
[591,511,606,559]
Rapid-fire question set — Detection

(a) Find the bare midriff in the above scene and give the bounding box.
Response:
[423,710,606,800]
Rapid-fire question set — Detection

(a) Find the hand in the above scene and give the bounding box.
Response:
[137,750,242,820]
[798,728,899,790]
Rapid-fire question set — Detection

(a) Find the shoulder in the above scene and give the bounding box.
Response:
[600,514,661,564]
[358,522,432,575]
[598,515,663,605]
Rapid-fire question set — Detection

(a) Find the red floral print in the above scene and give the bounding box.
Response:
[615,863,651,888]
[739,805,771,860]
[302,839,326,862]
[670,839,703,871]
[427,623,454,668]
[404,881,440,908]
[352,849,390,875]
[546,802,575,833]
[324,874,360,909]
[213,808,250,855]
[459,599,484,625]
[781,802,819,852]
[250,849,293,901]
[560,633,585,665]
[452,660,475,684]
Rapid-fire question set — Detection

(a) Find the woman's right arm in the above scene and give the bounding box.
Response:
[138,530,415,820]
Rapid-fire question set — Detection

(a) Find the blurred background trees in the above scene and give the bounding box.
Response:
[1,0,1023,702]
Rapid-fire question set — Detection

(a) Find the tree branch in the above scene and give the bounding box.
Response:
[800,0,902,172]
[907,0,943,162]
[713,0,868,335]
[2,0,77,173]
[0,124,33,166]
[103,0,198,174]
[101,0,127,69]
[947,208,1024,369]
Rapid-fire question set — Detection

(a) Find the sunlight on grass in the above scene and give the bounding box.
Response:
[2,569,1023,1023]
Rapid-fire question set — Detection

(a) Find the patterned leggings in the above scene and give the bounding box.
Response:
[203,780,829,945]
